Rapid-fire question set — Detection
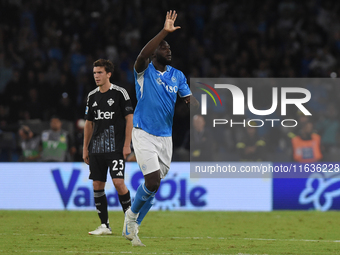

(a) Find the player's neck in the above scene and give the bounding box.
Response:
[99,81,111,93]
[152,60,167,72]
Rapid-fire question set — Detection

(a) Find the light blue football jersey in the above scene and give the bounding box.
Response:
[133,62,191,137]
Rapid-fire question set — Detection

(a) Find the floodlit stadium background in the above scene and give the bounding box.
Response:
[1,1,340,211]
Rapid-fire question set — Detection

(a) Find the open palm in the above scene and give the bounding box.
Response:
[164,10,181,33]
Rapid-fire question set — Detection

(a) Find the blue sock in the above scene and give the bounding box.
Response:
[131,183,154,214]
[136,195,155,225]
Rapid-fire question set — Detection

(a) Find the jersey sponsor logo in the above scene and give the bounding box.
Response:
[125,106,133,112]
[94,110,115,120]
[92,101,98,107]
[117,171,123,176]
[165,85,178,93]
[107,98,114,106]
[155,78,178,93]
[156,76,178,93]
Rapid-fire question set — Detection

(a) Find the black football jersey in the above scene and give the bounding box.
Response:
[85,84,133,154]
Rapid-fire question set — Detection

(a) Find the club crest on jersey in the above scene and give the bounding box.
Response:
[171,76,177,83]
[107,98,114,106]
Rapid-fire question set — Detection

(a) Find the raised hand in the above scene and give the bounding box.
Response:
[163,10,181,33]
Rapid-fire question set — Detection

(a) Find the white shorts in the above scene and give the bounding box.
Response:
[132,128,172,179]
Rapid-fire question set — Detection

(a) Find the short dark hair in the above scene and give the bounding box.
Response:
[93,59,114,74]
[159,40,168,46]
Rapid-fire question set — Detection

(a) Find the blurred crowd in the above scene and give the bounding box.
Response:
[1,0,340,162]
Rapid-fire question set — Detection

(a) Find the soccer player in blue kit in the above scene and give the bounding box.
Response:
[122,10,199,246]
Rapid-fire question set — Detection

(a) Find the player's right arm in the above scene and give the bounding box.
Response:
[83,120,93,165]
[134,10,181,73]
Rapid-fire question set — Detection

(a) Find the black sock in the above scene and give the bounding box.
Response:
[94,189,109,228]
[119,190,131,213]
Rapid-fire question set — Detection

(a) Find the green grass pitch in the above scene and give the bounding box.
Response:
[0,210,339,254]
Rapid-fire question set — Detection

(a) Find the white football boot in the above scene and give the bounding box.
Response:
[131,230,146,247]
[122,208,138,240]
[88,224,112,235]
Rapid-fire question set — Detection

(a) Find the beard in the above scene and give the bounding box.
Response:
[156,54,171,66]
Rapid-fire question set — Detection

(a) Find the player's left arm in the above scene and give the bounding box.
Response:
[123,114,133,159]
[178,71,200,111]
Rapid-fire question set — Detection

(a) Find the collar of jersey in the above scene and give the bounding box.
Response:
[151,62,171,73]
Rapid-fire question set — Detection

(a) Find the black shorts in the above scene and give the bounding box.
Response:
[89,153,125,182]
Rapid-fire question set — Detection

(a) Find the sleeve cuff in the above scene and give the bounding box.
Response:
[179,93,192,98]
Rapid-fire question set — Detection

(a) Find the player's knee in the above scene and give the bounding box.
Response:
[112,179,127,193]
[145,179,160,193]
[93,181,105,190]
[145,170,161,192]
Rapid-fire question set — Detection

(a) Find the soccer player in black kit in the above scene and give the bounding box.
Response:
[83,59,133,235]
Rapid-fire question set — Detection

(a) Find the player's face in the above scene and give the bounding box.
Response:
[93,66,111,87]
[155,41,172,66]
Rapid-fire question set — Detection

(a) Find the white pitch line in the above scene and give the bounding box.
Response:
[29,251,236,255]
[97,235,340,243]
[29,251,164,254]
[3,232,340,243]
[243,238,340,243]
